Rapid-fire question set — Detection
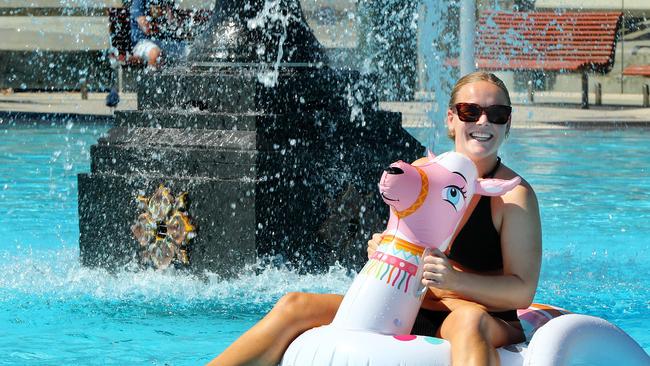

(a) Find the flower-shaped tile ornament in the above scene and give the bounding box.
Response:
[131,185,196,269]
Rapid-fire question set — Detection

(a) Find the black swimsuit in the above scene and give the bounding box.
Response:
[411,158,519,336]
[447,195,503,271]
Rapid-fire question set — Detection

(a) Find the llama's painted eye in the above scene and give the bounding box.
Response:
[442,185,466,211]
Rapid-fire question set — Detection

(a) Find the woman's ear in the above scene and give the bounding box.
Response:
[447,108,456,139]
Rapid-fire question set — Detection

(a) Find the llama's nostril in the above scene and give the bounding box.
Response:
[385,167,404,175]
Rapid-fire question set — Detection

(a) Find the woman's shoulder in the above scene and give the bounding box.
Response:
[493,163,538,206]
[490,163,541,235]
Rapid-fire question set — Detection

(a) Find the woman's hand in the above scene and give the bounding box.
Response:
[367,233,381,259]
[422,249,461,291]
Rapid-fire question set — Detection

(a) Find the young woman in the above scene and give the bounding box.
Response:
[208,71,542,366]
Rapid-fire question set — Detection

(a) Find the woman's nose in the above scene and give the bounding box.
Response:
[475,112,489,125]
[384,166,404,175]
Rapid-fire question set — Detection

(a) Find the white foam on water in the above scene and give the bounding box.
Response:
[0,247,354,305]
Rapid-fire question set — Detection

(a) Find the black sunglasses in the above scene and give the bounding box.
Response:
[453,103,512,125]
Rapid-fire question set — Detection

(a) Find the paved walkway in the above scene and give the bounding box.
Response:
[0,91,648,128]
[0,16,109,51]
[381,91,650,129]
[0,91,137,116]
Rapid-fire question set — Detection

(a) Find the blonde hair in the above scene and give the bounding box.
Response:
[447,71,511,139]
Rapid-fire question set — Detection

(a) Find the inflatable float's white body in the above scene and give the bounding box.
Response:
[283,304,650,366]
[281,152,649,366]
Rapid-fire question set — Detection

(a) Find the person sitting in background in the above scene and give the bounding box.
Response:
[130,0,189,68]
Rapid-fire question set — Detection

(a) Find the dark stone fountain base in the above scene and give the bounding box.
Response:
[78,66,423,275]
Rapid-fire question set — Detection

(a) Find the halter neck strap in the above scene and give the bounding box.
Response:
[483,157,501,178]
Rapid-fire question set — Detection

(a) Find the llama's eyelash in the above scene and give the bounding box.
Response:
[441,185,467,211]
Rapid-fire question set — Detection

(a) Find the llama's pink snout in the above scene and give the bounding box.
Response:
[379,161,421,212]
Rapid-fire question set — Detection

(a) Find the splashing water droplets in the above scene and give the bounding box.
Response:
[419,0,458,150]
[248,0,294,87]
[0,249,353,306]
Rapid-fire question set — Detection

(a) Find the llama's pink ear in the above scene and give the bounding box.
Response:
[427,149,436,161]
[476,177,521,196]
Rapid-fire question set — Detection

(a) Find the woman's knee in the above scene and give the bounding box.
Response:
[272,292,332,325]
[274,292,309,316]
[440,305,492,340]
[147,47,161,65]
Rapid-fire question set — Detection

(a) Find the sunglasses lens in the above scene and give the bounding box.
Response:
[485,105,512,125]
[455,103,482,122]
[455,103,511,125]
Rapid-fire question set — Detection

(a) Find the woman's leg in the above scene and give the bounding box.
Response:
[207,292,343,366]
[438,303,525,366]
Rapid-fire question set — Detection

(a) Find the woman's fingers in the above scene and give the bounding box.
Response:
[422,275,446,289]
[423,256,447,267]
[422,271,444,281]
[422,264,444,288]
[423,263,448,274]
[422,249,454,289]
[367,233,382,259]
[422,277,442,287]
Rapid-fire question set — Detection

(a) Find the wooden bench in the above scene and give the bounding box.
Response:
[623,65,650,107]
[107,6,211,90]
[475,11,623,109]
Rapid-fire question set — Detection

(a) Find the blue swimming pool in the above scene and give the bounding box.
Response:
[0,120,648,365]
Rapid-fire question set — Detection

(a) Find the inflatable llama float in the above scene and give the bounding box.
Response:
[281,151,649,366]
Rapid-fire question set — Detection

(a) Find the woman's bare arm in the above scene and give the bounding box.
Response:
[422,181,542,311]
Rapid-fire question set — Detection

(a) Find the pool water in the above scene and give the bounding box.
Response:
[0,121,648,365]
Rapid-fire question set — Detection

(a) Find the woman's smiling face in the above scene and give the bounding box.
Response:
[447,80,511,161]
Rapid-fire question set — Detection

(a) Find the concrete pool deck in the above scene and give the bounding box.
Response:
[0,90,648,128]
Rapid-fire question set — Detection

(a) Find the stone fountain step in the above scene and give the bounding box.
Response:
[89,138,416,180]
[99,126,257,150]
[90,144,257,179]
[114,109,263,130]
[113,108,406,140]
[90,109,420,179]
[89,125,256,178]
[137,67,377,114]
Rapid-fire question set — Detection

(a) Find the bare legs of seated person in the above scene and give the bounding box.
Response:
[207,293,524,366]
[143,47,161,68]
[132,39,162,69]
[207,292,343,366]
[432,298,526,366]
